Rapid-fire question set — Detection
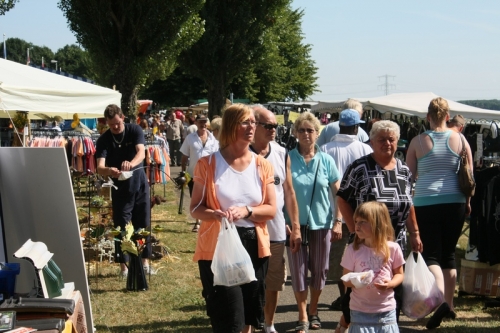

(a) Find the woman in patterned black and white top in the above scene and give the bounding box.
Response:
[335,120,422,333]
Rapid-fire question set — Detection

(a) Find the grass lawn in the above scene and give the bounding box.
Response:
[84,182,500,332]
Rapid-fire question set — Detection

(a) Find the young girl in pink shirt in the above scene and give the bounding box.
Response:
[340,201,405,333]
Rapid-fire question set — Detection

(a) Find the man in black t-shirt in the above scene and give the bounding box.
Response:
[95,104,153,276]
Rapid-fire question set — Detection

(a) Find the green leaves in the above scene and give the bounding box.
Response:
[0,0,18,15]
[59,0,205,117]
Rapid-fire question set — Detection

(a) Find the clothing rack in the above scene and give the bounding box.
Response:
[31,129,62,137]
[63,130,91,137]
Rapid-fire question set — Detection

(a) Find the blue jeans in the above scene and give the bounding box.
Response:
[349,309,399,333]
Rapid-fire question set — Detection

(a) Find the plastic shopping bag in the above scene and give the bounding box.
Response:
[211,218,257,287]
[402,252,444,319]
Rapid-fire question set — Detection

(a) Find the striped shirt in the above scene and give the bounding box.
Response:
[413,130,466,206]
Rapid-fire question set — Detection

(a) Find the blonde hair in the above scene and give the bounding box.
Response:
[369,120,400,141]
[293,111,321,134]
[210,117,222,132]
[428,97,449,124]
[218,103,253,149]
[353,201,395,264]
[343,99,363,114]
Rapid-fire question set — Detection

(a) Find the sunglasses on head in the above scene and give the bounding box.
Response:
[258,122,278,130]
[298,128,315,134]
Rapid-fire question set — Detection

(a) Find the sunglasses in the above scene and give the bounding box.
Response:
[258,122,278,130]
[297,128,316,134]
[239,121,257,127]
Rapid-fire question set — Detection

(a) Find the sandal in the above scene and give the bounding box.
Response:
[295,321,309,333]
[308,314,321,330]
[335,323,348,333]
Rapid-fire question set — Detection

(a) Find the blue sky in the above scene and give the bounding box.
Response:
[1,0,499,101]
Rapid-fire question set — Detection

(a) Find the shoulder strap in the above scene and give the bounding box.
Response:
[306,157,321,227]
[459,133,466,156]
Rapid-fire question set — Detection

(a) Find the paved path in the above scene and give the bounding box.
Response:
[170,165,425,332]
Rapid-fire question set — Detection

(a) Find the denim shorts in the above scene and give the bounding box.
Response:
[349,309,399,333]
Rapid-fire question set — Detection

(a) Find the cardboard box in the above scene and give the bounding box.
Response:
[459,259,500,296]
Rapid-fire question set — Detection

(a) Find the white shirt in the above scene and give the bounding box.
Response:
[214,152,262,228]
[320,134,373,221]
[320,134,373,176]
[180,131,219,176]
[251,141,287,241]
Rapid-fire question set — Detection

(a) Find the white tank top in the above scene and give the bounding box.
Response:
[214,151,263,227]
[263,142,287,241]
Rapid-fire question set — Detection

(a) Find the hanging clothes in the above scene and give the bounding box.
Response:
[144,140,170,184]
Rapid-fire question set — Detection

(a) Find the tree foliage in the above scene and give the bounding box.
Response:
[59,0,205,118]
[53,44,95,79]
[139,67,206,108]
[145,1,318,111]
[231,4,318,103]
[0,0,18,15]
[4,38,55,68]
[180,0,289,119]
[459,99,500,111]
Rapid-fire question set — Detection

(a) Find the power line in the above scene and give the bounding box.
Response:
[378,75,396,95]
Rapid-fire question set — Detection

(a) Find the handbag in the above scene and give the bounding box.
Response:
[457,134,476,197]
[300,159,321,246]
[211,217,257,287]
[402,252,444,319]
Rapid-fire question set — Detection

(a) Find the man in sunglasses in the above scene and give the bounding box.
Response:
[317,99,369,146]
[250,105,300,333]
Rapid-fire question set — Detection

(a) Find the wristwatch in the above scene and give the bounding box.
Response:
[245,206,253,218]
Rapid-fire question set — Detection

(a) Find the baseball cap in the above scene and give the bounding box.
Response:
[339,109,365,127]
[196,114,208,121]
[451,114,465,126]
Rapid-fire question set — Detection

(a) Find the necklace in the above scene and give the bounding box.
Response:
[112,131,125,147]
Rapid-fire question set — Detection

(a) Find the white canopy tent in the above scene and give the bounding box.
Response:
[311,92,500,122]
[365,92,500,121]
[0,58,121,119]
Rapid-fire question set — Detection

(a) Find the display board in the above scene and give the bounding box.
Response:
[0,147,93,330]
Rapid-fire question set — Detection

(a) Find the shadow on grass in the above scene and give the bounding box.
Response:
[176,304,206,312]
[95,316,211,333]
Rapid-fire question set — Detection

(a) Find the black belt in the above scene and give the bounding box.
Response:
[236,227,257,240]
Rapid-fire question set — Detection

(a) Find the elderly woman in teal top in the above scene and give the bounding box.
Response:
[286,112,341,332]
[406,97,473,329]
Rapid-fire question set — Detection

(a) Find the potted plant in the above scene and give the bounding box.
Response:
[12,112,29,131]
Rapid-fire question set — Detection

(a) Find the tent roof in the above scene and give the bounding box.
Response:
[365,92,500,121]
[311,92,500,121]
[0,58,121,119]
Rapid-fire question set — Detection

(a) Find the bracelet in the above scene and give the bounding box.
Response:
[334,218,342,223]
[410,230,420,234]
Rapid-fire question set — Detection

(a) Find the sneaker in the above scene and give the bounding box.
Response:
[330,296,343,311]
[143,266,158,275]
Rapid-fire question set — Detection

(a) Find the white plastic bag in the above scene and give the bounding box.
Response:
[118,171,133,181]
[341,270,374,289]
[211,218,257,287]
[402,252,444,319]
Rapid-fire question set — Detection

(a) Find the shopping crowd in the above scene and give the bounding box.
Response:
[98,97,473,333]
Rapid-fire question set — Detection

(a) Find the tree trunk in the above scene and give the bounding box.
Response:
[114,67,139,121]
[206,74,227,120]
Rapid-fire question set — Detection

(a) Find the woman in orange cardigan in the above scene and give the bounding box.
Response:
[190,104,277,333]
